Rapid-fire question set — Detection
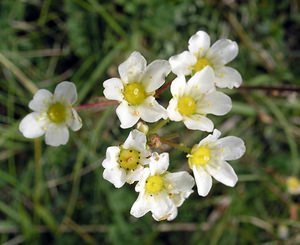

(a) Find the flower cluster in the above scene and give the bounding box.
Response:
[102,30,246,221]
[102,129,195,221]
[19,30,246,221]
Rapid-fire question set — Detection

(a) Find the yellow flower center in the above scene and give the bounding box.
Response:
[123,82,146,105]
[47,102,66,123]
[193,57,211,74]
[188,145,211,168]
[118,148,140,170]
[145,175,164,194]
[177,96,197,116]
[287,177,300,189]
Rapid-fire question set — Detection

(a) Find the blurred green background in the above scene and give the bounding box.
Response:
[1,0,300,244]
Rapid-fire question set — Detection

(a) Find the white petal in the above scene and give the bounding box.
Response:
[164,171,195,194]
[170,193,185,207]
[67,109,82,131]
[102,146,120,168]
[165,205,178,221]
[198,129,221,146]
[167,98,183,121]
[29,89,53,112]
[130,193,151,218]
[169,51,196,76]
[19,112,45,138]
[103,78,124,101]
[123,129,148,153]
[138,97,167,123]
[212,129,222,139]
[150,193,175,221]
[116,102,140,129]
[45,124,69,146]
[135,168,150,192]
[54,81,78,105]
[170,76,187,97]
[140,153,151,162]
[142,60,171,93]
[198,91,232,116]
[102,159,115,171]
[207,39,238,65]
[193,166,212,196]
[103,167,126,188]
[152,202,178,221]
[215,67,242,88]
[149,152,169,175]
[118,51,146,83]
[207,161,238,187]
[187,66,215,94]
[126,165,145,184]
[217,136,246,160]
[183,115,214,132]
[188,30,211,57]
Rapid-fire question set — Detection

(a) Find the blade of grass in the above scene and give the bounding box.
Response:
[35,205,57,233]
[75,0,127,38]
[262,96,299,175]
[77,41,126,103]
[0,52,38,94]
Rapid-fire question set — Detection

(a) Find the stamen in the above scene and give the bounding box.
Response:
[177,96,197,116]
[193,57,211,74]
[123,82,146,105]
[145,175,164,194]
[188,145,211,168]
[118,148,140,170]
[47,103,66,123]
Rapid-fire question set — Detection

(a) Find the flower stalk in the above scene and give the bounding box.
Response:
[159,138,191,153]
[75,100,118,111]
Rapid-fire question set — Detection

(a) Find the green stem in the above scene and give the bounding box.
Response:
[148,119,169,135]
[34,138,42,224]
[160,133,178,141]
[160,138,190,153]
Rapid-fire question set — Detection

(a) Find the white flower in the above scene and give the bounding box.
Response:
[102,129,151,188]
[19,81,82,146]
[103,51,170,129]
[130,152,194,221]
[167,66,232,132]
[187,129,245,196]
[286,177,300,195]
[169,30,242,89]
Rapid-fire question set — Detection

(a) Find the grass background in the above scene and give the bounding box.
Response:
[1,0,300,244]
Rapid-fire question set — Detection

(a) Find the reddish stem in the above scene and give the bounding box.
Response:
[155,80,172,97]
[239,85,300,92]
[75,100,118,111]
[156,81,300,97]
[75,84,300,111]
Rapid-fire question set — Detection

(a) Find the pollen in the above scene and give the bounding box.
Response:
[177,96,197,116]
[193,57,211,74]
[145,175,164,194]
[118,148,140,170]
[47,102,66,123]
[188,145,211,168]
[123,82,146,105]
